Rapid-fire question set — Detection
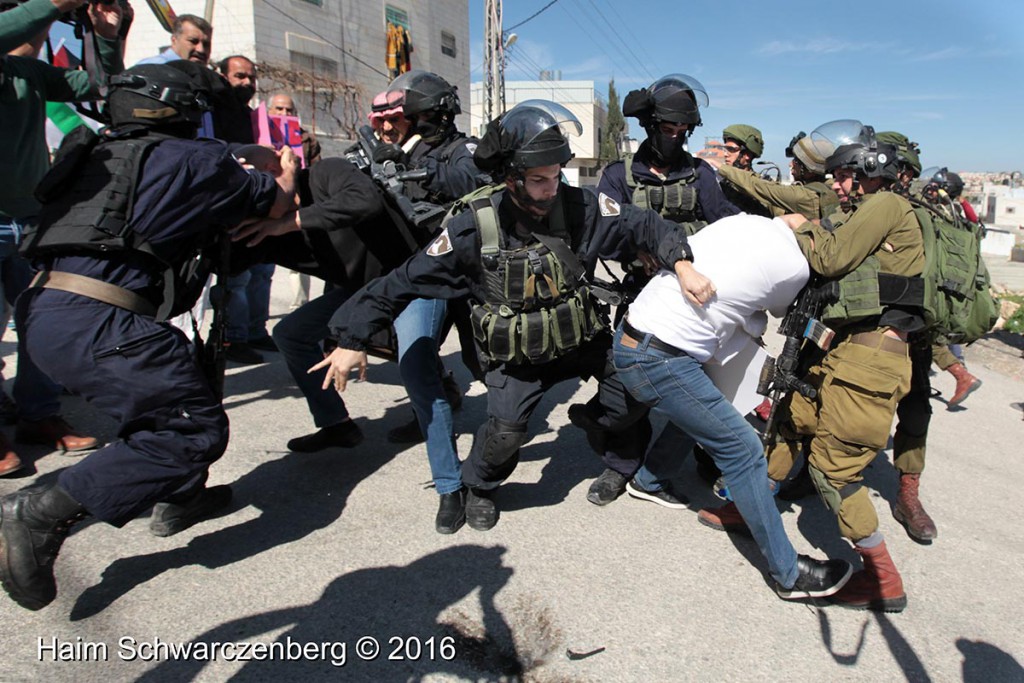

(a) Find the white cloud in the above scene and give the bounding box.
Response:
[910,46,968,62]
[758,38,893,56]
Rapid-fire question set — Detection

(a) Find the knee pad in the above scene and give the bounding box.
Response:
[480,418,528,467]
[808,464,862,515]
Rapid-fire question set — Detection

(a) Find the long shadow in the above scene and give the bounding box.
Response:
[958,638,1024,682]
[70,403,414,621]
[134,545,528,681]
[814,608,934,681]
[500,422,605,514]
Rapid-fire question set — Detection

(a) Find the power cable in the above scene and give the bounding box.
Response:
[505,0,562,33]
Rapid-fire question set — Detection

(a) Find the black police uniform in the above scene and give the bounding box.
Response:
[328,184,693,489]
[17,136,278,525]
[597,141,741,223]
[405,132,487,205]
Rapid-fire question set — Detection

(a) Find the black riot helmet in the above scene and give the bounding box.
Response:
[474,100,581,180]
[622,73,708,165]
[385,70,461,142]
[107,62,211,135]
[921,166,965,199]
[815,119,899,181]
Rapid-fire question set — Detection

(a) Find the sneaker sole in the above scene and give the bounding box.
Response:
[625,482,688,510]
[777,564,853,600]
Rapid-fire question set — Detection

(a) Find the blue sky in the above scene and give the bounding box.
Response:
[468,0,1024,173]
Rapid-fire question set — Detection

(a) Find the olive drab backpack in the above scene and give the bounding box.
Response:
[439,185,606,365]
[910,198,998,344]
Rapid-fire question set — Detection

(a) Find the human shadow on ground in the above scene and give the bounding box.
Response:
[814,609,932,681]
[133,545,529,681]
[69,402,416,621]
[958,637,1024,682]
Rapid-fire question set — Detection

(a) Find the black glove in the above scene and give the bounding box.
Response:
[372,143,407,164]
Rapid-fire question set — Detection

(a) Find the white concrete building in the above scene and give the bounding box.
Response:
[469,80,608,186]
[124,0,470,154]
[980,184,1024,229]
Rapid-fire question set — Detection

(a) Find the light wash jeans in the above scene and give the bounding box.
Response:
[612,324,798,587]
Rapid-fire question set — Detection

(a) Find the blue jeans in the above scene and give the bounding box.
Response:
[612,325,798,587]
[394,298,460,495]
[225,263,275,343]
[1,217,61,420]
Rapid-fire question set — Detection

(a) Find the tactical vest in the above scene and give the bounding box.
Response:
[623,153,702,228]
[458,187,607,365]
[22,127,217,320]
[817,204,924,328]
[405,134,472,205]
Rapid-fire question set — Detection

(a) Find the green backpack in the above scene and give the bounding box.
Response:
[911,199,998,344]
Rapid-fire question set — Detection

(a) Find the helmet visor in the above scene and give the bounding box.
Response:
[501,99,582,149]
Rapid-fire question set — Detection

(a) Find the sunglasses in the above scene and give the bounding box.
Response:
[722,144,742,154]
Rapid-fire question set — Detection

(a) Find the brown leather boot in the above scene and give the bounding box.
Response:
[0,433,22,477]
[947,363,981,407]
[15,417,100,453]
[697,501,750,535]
[893,473,937,541]
[830,540,907,612]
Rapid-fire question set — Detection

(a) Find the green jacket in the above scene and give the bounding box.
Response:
[717,163,838,219]
[1,0,123,219]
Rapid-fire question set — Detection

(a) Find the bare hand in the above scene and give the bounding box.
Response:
[779,213,810,230]
[308,348,368,393]
[87,0,124,39]
[231,212,300,246]
[52,0,87,13]
[675,259,715,306]
[278,146,300,175]
[705,156,723,170]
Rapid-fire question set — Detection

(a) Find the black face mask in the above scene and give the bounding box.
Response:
[234,84,256,104]
[646,125,686,166]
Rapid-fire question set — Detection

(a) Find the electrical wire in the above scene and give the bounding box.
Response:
[505,0,562,33]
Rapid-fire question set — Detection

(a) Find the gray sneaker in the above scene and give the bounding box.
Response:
[586,469,628,506]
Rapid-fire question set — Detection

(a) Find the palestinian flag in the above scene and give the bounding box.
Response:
[44,44,100,152]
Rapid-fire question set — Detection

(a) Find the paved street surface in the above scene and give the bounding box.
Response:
[1,264,1022,682]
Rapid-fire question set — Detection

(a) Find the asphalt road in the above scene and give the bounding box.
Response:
[0,270,1021,682]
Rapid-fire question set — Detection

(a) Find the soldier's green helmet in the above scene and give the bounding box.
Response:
[876,131,922,178]
[723,124,764,158]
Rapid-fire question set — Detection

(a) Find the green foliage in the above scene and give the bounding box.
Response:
[599,79,624,166]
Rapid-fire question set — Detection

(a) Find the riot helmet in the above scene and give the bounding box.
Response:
[107,62,210,134]
[474,99,581,179]
[385,70,461,142]
[622,74,708,165]
[815,119,899,181]
[723,124,764,158]
[921,166,964,199]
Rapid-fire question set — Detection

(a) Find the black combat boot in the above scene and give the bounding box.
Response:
[0,485,87,611]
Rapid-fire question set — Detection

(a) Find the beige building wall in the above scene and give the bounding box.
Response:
[123,1,469,153]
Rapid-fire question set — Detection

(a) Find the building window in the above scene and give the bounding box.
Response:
[1008,206,1017,215]
[441,31,457,58]
[289,51,338,78]
[385,5,409,30]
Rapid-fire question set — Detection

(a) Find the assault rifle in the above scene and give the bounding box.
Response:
[756,279,838,448]
[354,125,447,239]
[199,237,231,401]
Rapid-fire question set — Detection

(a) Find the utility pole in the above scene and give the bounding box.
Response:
[483,0,505,130]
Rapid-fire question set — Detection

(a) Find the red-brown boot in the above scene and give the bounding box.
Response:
[0,433,22,477]
[947,363,981,407]
[697,501,750,535]
[830,540,907,612]
[893,474,937,542]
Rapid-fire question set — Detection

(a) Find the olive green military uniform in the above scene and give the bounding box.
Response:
[717,164,840,219]
[716,166,772,217]
[769,191,925,541]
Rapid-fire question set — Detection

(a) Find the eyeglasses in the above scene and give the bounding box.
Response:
[722,144,742,154]
[271,107,296,115]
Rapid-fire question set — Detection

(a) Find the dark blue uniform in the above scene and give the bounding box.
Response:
[597,143,741,223]
[329,184,693,489]
[17,138,277,526]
